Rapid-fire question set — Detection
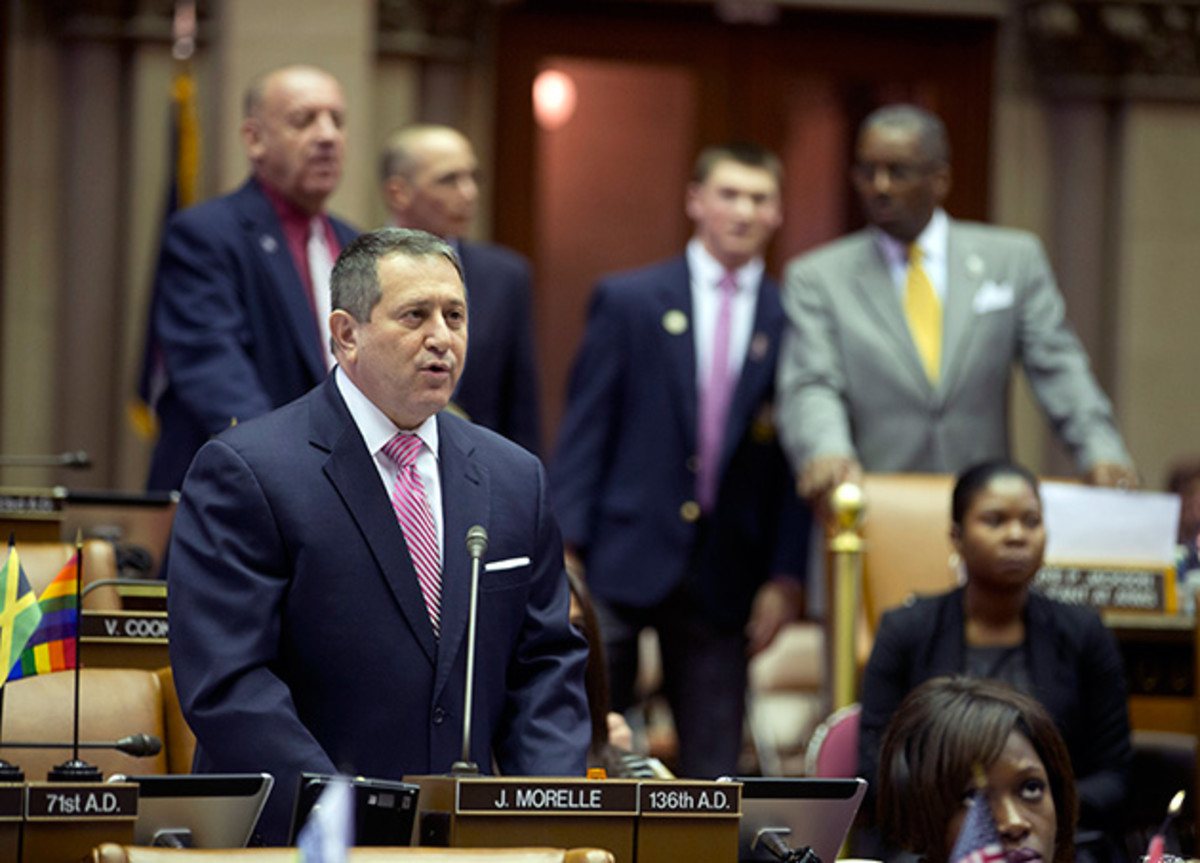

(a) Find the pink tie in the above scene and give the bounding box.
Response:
[697,272,738,513]
[382,433,442,637]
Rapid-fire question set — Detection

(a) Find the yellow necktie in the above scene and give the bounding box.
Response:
[904,244,941,383]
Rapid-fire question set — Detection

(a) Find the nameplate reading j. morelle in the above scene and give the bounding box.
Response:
[454,780,740,817]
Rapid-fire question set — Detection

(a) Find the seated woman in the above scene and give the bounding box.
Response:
[858,460,1131,852]
[878,675,1076,863]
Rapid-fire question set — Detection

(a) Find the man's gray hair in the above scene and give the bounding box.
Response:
[860,104,951,164]
[380,123,459,181]
[331,228,463,325]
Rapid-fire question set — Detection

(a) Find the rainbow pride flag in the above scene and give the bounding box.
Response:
[7,554,78,681]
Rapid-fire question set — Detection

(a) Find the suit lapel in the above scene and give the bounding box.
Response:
[657,259,698,454]
[313,378,438,665]
[850,236,932,395]
[236,181,326,382]
[432,415,490,700]
[939,221,986,400]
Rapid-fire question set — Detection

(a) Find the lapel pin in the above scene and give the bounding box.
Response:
[260,234,278,254]
[966,254,984,277]
[749,332,770,361]
[662,309,688,335]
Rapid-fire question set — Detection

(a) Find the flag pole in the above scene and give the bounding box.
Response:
[47,531,99,781]
[0,535,24,780]
[71,529,83,764]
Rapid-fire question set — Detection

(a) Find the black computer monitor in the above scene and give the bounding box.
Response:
[110,773,274,848]
[731,777,867,863]
[289,773,420,847]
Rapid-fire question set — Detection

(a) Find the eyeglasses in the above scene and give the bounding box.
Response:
[851,160,939,185]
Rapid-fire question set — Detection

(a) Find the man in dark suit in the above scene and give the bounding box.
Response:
[776,104,1137,510]
[550,144,809,779]
[167,229,589,845]
[381,124,541,453]
[143,64,359,491]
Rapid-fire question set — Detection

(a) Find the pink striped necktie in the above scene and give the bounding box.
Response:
[697,271,738,513]
[381,432,442,637]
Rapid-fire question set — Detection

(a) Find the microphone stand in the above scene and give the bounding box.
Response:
[753,828,823,863]
[451,525,488,775]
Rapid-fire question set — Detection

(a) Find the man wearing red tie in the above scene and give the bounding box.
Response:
[142,64,359,491]
[551,144,809,779]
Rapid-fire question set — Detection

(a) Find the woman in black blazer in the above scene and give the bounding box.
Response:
[857,460,1131,859]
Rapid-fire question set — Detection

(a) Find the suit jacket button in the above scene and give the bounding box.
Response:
[433,707,446,725]
[680,501,701,522]
[685,456,699,473]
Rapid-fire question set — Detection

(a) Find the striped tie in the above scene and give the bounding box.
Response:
[382,433,442,637]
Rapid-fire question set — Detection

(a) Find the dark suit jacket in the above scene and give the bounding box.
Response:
[145,179,359,491]
[858,587,1131,828]
[453,240,542,454]
[550,256,808,632]
[167,375,590,844]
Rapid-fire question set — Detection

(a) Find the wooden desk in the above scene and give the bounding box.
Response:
[1105,611,1195,735]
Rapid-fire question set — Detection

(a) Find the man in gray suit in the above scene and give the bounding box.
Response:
[777,104,1137,509]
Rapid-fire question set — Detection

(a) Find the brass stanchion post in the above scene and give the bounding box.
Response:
[826,483,865,711]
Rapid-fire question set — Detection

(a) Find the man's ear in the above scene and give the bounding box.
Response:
[384,174,414,216]
[684,181,703,223]
[329,309,358,360]
[241,117,265,162]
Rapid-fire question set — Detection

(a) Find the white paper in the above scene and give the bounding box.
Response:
[1040,481,1180,566]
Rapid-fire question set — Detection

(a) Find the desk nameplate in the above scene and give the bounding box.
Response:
[80,610,168,643]
[456,779,637,815]
[638,781,740,818]
[1036,563,1176,613]
[25,782,138,821]
[0,783,21,821]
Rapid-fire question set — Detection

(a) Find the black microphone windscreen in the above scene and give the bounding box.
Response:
[115,733,163,757]
[466,524,488,560]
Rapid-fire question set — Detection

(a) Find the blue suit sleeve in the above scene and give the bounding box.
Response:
[153,213,276,433]
[549,283,627,554]
[167,439,337,781]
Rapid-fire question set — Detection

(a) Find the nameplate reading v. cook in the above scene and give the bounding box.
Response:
[25,783,138,820]
[81,612,169,641]
[456,780,638,815]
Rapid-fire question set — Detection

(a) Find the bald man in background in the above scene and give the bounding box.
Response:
[381,125,541,453]
[143,64,359,490]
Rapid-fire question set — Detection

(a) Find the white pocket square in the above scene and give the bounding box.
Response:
[972,280,1015,314]
[485,556,531,572]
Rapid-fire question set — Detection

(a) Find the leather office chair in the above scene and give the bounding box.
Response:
[89,845,617,862]
[803,702,861,779]
[15,538,122,610]
[0,667,169,780]
[857,473,958,635]
[155,665,197,774]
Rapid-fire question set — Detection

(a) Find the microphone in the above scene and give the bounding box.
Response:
[2,734,163,757]
[752,828,822,863]
[0,450,91,469]
[466,525,488,561]
[452,524,489,775]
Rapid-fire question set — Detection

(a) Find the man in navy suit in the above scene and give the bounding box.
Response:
[550,144,809,778]
[381,125,541,453]
[143,64,359,490]
[168,228,589,845]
